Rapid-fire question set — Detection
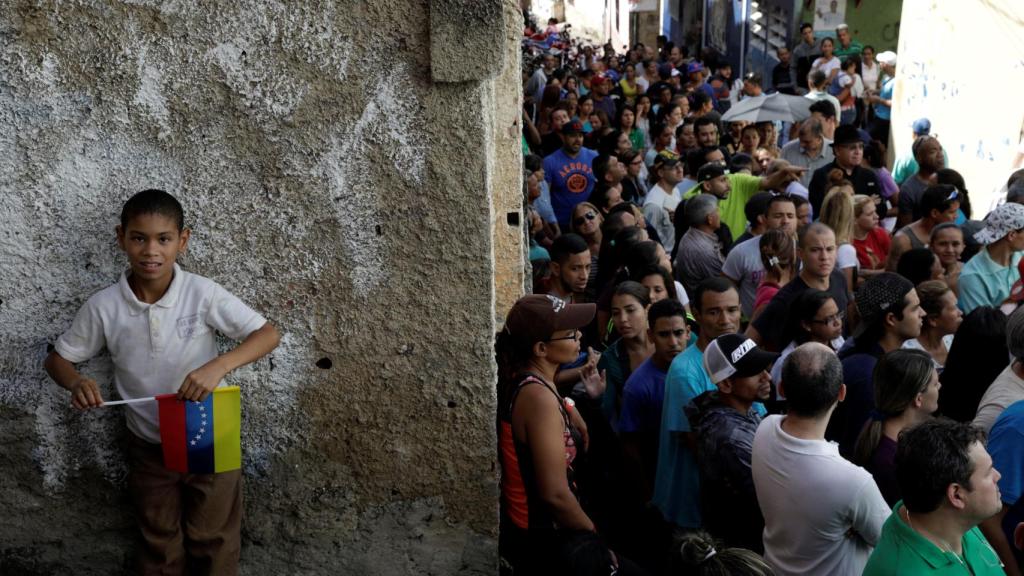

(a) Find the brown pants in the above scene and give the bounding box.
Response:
[128,435,242,576]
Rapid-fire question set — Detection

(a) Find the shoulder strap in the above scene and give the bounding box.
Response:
[508,372,572,428]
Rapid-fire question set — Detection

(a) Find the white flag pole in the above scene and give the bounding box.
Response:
[100,396,158,407]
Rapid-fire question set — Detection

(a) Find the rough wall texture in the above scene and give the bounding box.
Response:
[0,1,521,574]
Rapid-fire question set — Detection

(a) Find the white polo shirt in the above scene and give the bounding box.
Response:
[55,264,267,443]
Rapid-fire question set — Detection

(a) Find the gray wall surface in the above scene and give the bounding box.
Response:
[0,1,522,573]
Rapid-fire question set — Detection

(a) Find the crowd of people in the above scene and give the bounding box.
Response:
[500,12,1024,576]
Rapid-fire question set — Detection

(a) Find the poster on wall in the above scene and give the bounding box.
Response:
[707,0,728,53]
[814,0,846,31]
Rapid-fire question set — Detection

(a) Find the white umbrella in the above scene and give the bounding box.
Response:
[720,93,813,123]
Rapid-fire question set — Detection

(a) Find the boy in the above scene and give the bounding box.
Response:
[44,189,281,575]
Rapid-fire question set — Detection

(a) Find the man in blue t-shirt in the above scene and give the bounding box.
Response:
[620,299,690,499]
[543,118,599,228]
[653,277,766,529]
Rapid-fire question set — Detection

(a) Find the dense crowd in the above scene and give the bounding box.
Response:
[500,12,1024,576]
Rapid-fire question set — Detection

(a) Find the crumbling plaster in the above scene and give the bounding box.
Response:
[0,1,523,574]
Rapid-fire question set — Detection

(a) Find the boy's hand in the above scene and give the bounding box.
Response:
[70,377,104,409]
[178,359,228,402]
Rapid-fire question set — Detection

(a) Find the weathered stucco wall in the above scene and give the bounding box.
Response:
[0,1,521,574]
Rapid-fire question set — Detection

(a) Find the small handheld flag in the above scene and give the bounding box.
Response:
[157,386,241,474]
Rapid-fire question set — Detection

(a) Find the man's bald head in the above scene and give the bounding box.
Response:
[780,343,843,418]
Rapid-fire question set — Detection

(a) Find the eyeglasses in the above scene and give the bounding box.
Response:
[810,313,844,325]
[573,211,598,227]
[547,330,580,342]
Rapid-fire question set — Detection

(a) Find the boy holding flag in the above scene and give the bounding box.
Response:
[44,189,280,575]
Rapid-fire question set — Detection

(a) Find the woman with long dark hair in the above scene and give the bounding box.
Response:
[852,349,939,505]
[939,307,1009,422]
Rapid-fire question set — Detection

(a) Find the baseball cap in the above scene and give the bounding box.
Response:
[653,150,681,166]
[912,118,932,136]
[697,162,730,183]
[975,203,1024,244]
[686,61,704,75]
[591,75,609,87]
[703,334,779,384]
[852,272,914,339]
[561,118,585,135]
[503,294,596,345]
[832,124,863,146]
[876,51,897,65]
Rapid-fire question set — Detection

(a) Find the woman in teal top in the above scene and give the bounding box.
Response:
[598,282,653,431]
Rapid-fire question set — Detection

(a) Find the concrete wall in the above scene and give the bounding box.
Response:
[0,1,522,574]
[892,0,1024,216]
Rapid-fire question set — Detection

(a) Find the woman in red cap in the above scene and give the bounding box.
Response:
[496,294,609,574]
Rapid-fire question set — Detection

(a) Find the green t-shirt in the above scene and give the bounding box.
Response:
[683,174,763,241]
[834,40,864,62]
[863,502,1006,575]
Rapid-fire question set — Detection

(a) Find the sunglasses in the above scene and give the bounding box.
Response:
[574,211,598,227]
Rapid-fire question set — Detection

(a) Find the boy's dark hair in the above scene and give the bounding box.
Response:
[588,183,615,212]
[781,343,844,418]
[687,147,720,178]
[790,194,809,210]
[692,277,736,314]
[121,189,184,231]
[731,153,755,175]
[648,298,687,329]
[897,248,939,286]
[549,233,589,265]
[593,154,614,183]
[690,91,710,110]
[524,154,544,173]
[800,22,813,33]
[808,99,836,120]
[744,191,772,224]
[896,420,987,514]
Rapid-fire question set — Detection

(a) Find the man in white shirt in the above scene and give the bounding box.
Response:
[752,343,890,576]
[644,154,684,251]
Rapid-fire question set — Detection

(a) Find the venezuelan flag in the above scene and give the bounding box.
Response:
[157,386,241,474]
